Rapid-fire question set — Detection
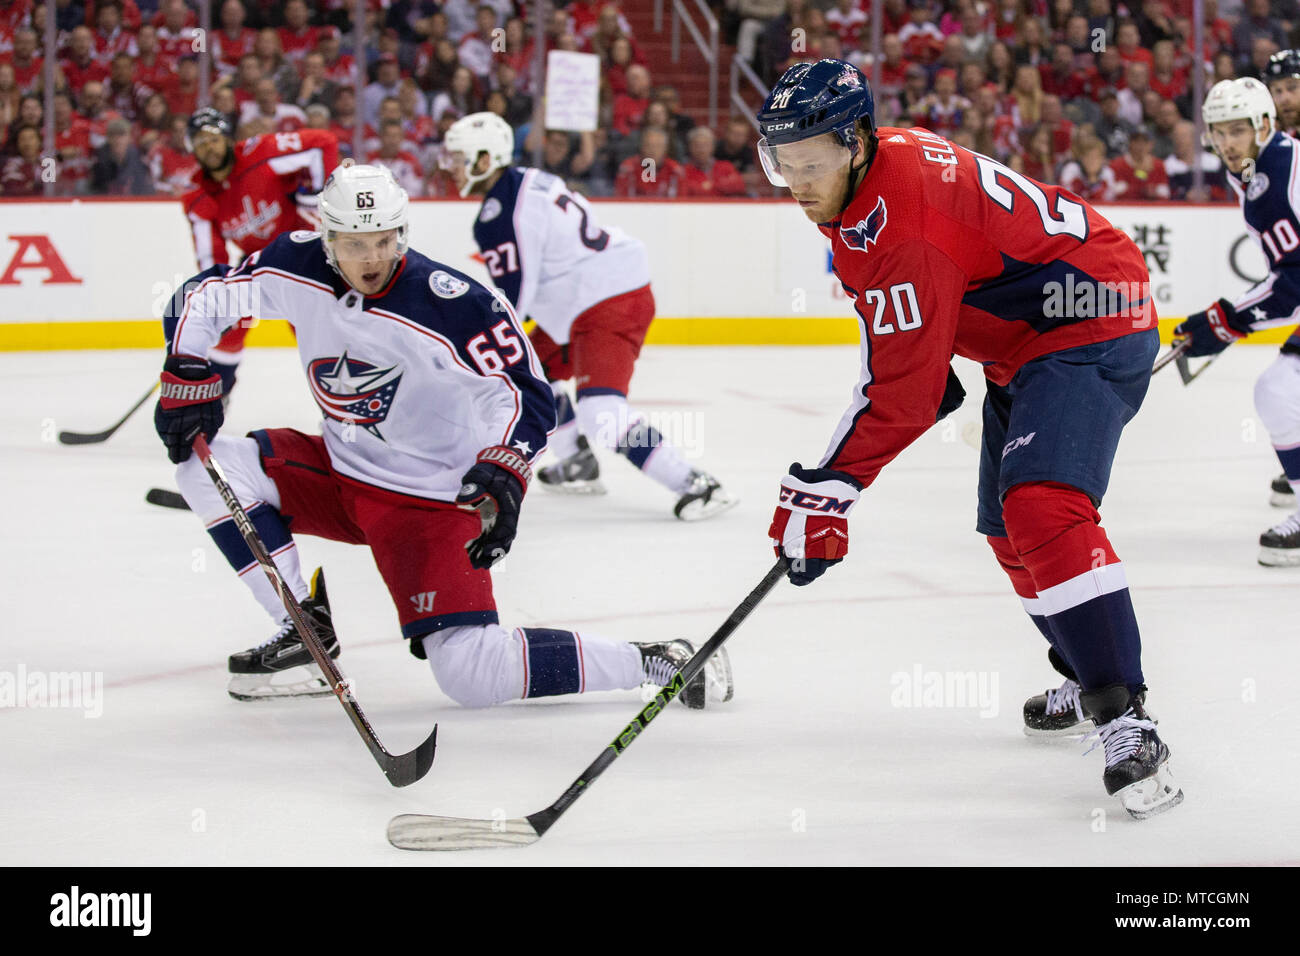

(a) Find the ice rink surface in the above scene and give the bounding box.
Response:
[2,344,1298,866]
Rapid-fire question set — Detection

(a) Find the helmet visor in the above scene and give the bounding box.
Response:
[328,227,402,263]
[757,134,854,189]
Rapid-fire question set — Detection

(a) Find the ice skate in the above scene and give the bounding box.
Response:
[673,470,738,521]
[227,568,340,701]
[1080,685,1183,820]
[537,435,607,495]
[1259,511,1300,566]
[1022,678,1090,738]
[1270,472,1295,508]
[636,639,733,709]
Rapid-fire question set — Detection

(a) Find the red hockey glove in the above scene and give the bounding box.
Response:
[768,463,862,586]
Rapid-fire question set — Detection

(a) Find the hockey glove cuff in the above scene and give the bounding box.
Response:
[155,354,225,464]
[457,445,533,569]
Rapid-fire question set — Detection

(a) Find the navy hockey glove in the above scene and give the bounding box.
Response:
[457,445,533,569]
[1173,298,1248,357]
[154,354,224,464]
[768,463,862,586]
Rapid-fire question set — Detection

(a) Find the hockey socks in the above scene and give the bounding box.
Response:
[548,383,582,460]
[204,502,309,620]
[576,393,695,493]
[1000,482,1144,692]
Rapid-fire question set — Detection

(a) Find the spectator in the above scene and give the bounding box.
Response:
[655,85,694,144]
[77,81,119,148]
[536,127,596,188]
[585,4,633,61]
[418,38,459,93]
[277,0,319,67]
[104,52,147,122]
[1107,126,1170,200]
[440,0,480,43]
[736,0,786,68]
[1007,62,1043,126]
[5,29,42,95]
[458,4,500,81]
[1151,99,1182,159]
[296,51,339,111]
[134,26,175,93]
[1233,0,1286,66]
[253,28,299,103]
[958,4,992,62]
[62,26,111,95]
[826,0,868,57]
[90,116,153,194]
[873,34,910,101]
[412,11,452,77]
[959,60,987,100]
[0,63,19,125]
[363,52,404,127]
[1134,0,1175,49]
[605,33,636,97]
[368,117,424,197]
[156,0,200,64]
[912,67,971,137]
[1039,93,1074,163]
[160,55,200,116]
[614,126,680,197]
[147,112,199,195]
[239,76,306,134]
[1014,15,1049,67]
[1250,35,1280,79]
[637,100,681,160]
[430,64,481,123]
[679,126,746,198]
[1116,60,1150,127]
[213,0,257,75]
[985,39,1015,92]
[331,85,359,154]
[494,63,533,128]
[51,91,93,194]
[498,17,536,91]
[316,27,358,86]
[93,2,138,65]
[1115,19,1153,69]
[1148,39,1187,102]
[1058,135,1116,201]
[612,62,650,136]
[899,0,944,64]
[135,90,171,153]
[1085,0,1116,49]
[1021,122,1058,183]
[210,84,239,133]
[714,116,755,172]
[1095,87,1133,156]
[1064,13,1092,58]
[1164,119,1227,202]
[1,123,42,195]
[1040,41,1086,100]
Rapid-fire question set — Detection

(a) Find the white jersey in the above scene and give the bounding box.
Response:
[471,167,652,344]
[167,230,554,501]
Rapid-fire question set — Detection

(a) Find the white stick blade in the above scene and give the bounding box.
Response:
[387,814,540,851]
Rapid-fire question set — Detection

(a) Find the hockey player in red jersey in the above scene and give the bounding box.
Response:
[178,107,338,391]
[757,59,1182,819]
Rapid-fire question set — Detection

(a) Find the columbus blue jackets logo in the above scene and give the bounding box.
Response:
[307,351,403,440]
[430,270,470,298]
[1247,171,1270,201]
[840,197,888,252]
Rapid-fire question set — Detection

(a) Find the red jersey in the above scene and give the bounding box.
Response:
[614,155,682,197]
[148,139,198,195]
[54,118,94,191]
[277,26,319,65]
[7,54,42,92]
[212,28,257,71]
[817,127,1154,488]
[181,128,340,268]
[60,55,109,94]
[1107,155,1170,201]
[135,55,175,92]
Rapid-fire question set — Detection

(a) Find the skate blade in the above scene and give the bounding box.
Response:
[706,645,734,704]
[675,491,740,522]
[227,665,333,701]
[1269,491,1295,508]
[1022,723,1089,740]
[1258,546,1300,567]
[538,478,607,496]
[1116,762,1184,820]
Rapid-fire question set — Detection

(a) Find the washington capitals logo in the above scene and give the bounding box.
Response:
[307,351,403,440]
[840,196,888,252]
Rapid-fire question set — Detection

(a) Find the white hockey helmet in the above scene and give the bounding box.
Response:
[1202,77,1277,143]
[441,112,515,197]
[318,160,410,272]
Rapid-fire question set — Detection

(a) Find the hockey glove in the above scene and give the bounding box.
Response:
[768,463,861,586]
[457,445,533,569]
[1173,298,1249,357]
[154,354,224,464]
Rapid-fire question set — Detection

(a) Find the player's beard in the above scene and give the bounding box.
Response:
[200,143,234,175]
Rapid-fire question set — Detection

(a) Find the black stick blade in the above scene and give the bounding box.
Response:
[145,488,190,510]
[58,428,117,445]
[380,725,438,788]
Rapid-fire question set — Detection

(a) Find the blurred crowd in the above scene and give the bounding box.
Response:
[1,0,1291,201]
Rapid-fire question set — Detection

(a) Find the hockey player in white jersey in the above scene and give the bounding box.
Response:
[440,112,737,520]
[153,162,733,708]
[1174,78,1300,565]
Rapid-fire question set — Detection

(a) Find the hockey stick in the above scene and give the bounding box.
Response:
[1174,349,1224,385]
[1151,339,1190,376]
[58,382,159,445]
[387,557,790,850]
[145,488,190,510]
[192,435,437,787]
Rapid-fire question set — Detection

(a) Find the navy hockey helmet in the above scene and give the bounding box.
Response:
[755,59,876,195]
[187,106,233,143]
[1264,48,1300,84]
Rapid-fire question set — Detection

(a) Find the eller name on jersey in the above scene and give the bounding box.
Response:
[168,231,554,501]
[472,167,652,343]
[821,126,1157,489]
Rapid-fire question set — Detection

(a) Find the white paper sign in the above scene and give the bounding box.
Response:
[544,50,601,132]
